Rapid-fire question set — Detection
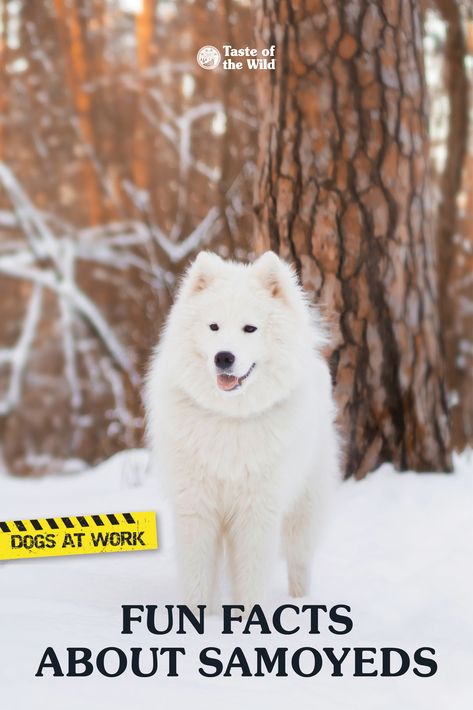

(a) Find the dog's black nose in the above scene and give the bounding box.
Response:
[215,351,235,369]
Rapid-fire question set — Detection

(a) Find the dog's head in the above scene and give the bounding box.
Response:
[163,251,325,416]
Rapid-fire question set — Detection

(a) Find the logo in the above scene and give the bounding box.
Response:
[197,45,221,70]
[0,511,158,560]
[196,44,276,71]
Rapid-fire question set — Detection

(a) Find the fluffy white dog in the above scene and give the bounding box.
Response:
[146,251,340,610]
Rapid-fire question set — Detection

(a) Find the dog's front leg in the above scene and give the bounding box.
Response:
[227,500,279,611]
[174,502,220,610]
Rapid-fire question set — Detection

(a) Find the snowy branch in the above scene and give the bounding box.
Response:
[0,163,156,413]
[0,284,43,415]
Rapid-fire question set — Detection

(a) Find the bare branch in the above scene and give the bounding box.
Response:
[0,284,43,415]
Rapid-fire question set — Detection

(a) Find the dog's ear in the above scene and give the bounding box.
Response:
[187,251,223,293]
[253,251,286,298]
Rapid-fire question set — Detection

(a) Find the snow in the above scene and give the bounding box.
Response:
[0,449,471,709]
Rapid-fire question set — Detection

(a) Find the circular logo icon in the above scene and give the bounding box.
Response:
[197,45,221,70]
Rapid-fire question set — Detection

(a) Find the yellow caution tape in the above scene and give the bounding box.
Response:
[0,511,158,560]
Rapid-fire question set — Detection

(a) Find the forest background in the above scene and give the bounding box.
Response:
[0,0,471,478]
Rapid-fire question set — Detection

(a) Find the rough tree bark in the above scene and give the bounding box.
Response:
[254,0,452,477]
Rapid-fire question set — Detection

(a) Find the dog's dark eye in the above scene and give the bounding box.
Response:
[243,325,257,333]
[209,323,219,331]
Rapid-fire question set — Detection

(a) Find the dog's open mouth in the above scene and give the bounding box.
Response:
[217,363,255,392]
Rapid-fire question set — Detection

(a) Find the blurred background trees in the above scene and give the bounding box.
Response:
[0,0,471,477]
[0,0,256,473]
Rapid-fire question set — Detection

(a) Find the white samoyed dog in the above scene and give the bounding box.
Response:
[146,250,340,610]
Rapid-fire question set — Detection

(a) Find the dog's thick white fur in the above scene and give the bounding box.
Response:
[146,251,340,609]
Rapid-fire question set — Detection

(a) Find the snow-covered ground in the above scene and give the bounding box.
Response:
[0,450,471,710]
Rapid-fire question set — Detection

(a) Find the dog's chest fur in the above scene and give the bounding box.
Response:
[163,387,302,488]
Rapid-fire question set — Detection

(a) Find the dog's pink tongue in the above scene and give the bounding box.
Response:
[217,374,238,391]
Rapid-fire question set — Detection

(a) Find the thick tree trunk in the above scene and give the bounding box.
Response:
[254,0,452,477]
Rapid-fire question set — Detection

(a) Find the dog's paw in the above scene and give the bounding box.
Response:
[288,564,310,598]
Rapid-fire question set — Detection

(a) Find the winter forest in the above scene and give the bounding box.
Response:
[0,0,472,478]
